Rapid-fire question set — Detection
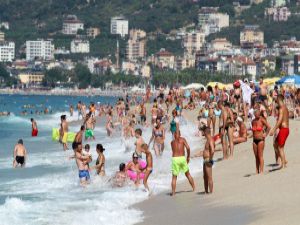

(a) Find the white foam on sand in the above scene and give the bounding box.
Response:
[0,118,203,225]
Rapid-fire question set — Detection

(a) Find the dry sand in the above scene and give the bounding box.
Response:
[134,109,300,225]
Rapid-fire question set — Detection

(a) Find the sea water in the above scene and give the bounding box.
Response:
[0,94,204,225]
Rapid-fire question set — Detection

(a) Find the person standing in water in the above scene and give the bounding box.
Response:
[134,128,145,159]
[13,139,27,168]
[60,115,69,151]
[94,144,106,176]
[72,125,85,151]
[141,144,153,193]
[70,105,74,117]
[30,118,38,137]
[170,130,195,196]
[74,143,91,186]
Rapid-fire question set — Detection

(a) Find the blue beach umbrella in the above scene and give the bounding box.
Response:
[276,75,300,86]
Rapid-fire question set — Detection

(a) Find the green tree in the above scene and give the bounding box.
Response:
[73,64,92,89]
[0,63,9,80]
[43,67,67,87]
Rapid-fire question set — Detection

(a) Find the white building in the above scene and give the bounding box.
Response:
[0,41,15,62]
[62,15,84,35]
[70,39,90,53]
[198,7,229,36]
[111,16,129,37]
[26,40,54,61]
[271,0,286,7]
[183,30,205,55]
[126,39,146,61]
[0,22,9,30]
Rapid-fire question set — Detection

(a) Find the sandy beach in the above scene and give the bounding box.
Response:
[134,110,300,225]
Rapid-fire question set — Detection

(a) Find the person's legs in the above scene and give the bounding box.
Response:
[207,117,211,130]
[171,175,177,196]
[185,171,195,192]
[253,143,259,174]
[233,137,247,145]
[160,143,165,155]
[212,116,216,136]
[153,142,160,157]
[227,127,234,157]
[203,164,208,193]
[207,165,213,193]
[221,131,228,159]
[273,141,280,165]
[257,141,265,174]
[143,170,151,192]
[278,146,287,169]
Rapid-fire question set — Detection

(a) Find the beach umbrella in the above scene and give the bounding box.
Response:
[207,82,226,89]
[131,86,145,93]
[276,75,300,86]
[182,83,205,90]
[263,77,280,86]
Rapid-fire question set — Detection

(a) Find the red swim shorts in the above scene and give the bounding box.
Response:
[276,127,289,147]
[32,129,38,137]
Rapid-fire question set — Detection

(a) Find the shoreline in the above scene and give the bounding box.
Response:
[133,115,300,225]
[0,89,127,97]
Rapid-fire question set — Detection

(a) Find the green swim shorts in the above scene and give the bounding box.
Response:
[172,156,189,176]
[85,129,94,138]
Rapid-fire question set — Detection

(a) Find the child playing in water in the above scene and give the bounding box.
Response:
[111,163,128,188]
[83,144,92,170]
[141,144,153,194]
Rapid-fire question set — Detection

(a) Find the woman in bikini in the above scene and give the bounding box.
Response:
[94,144,106,176]
[149,118,165,156]
[252,109,271,174]
[151,103,158,125]
[207,103,216,136]
[106,111,114,137]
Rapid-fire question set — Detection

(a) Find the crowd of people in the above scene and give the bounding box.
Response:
[12,78,300,196]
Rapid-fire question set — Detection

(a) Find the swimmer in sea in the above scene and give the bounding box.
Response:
[111,163,128,188]
[13,139,27,168]
[30,118,38,137]
[60,115,69,151]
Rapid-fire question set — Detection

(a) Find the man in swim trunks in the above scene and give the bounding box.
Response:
[270,94,289,169]
[61,115,69,151]
[13,139,27,168]
[72,125,85,151]
[30,118,38,137]
[74,143,92,185]
[170,130,195,196]
[259,77,268,108]
[84,112,95,140]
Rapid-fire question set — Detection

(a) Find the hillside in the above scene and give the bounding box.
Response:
[208,0,300,46]
[0,0,251,57]
[1,0,300,57]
